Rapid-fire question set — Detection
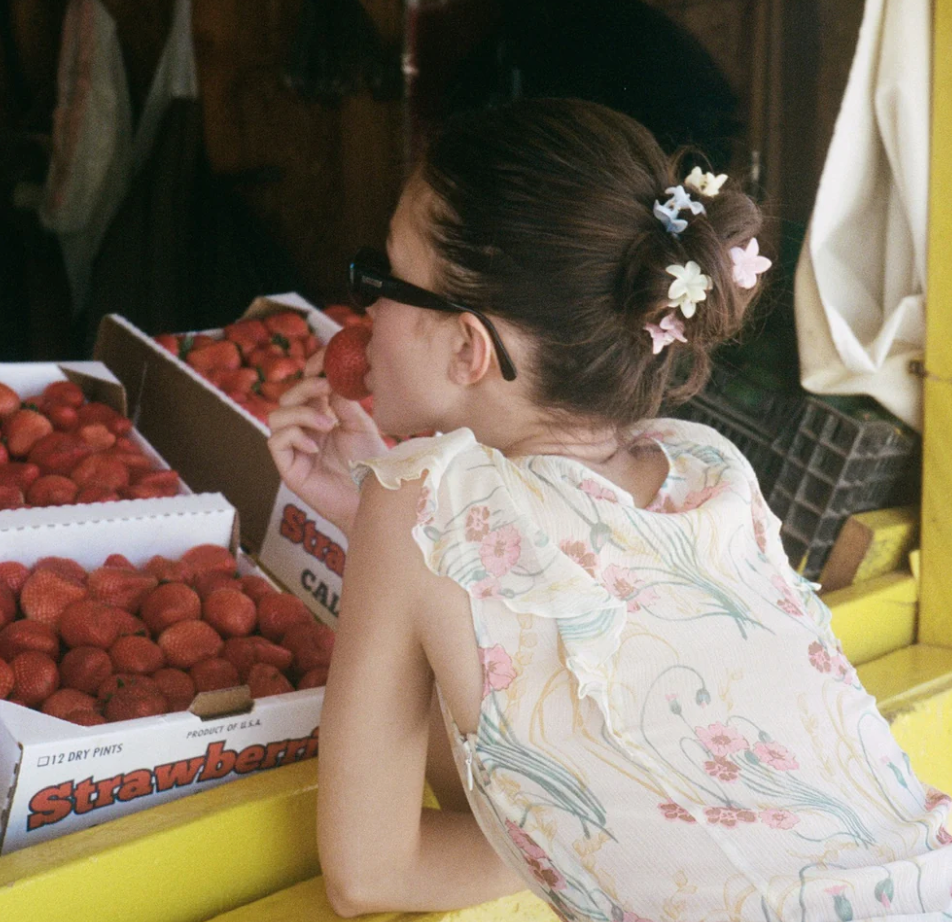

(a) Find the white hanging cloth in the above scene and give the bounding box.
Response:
[794,0,930,431]
[40,0,198,315]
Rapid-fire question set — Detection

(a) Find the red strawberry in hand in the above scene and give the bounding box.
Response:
[323,325,372,400]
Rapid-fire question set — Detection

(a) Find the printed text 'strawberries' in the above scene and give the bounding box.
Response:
[323,325,372,401]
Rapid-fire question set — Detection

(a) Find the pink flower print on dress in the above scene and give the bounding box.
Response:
[465,505,492,542]
[621,912,656,922]
[470,576,502,600]
[478,644,516,698]
[658,802,696,823]
[704,806,757,827]
[416,485,433,525]
[704,756,740,782]
[760,808,800,830]
[479,524,522,577]
[602,564,659,612]
[772,575,803,616]
[830,652,857,685]
[680,482,727,512]
[937,826,952,846]
[925,786,952,811]
[504,820,566,891]
[579,478,618,503]
[696,722,750,757]
[559,539,599,578]
[808,641,832,673]
[753,740,799,771]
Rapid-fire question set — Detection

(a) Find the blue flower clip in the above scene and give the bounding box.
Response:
[653,200,688,236]
[664,184,706,216]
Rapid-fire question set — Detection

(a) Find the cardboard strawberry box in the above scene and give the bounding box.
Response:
[0,361,190,516]
[94,295,356,626]
[0,492,325,855]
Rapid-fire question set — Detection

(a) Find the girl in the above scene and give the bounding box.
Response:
[268,99,952,921]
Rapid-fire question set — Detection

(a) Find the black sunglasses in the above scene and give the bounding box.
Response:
[348,247,517,381]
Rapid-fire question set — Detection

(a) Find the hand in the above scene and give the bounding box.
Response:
[267,351,388,538]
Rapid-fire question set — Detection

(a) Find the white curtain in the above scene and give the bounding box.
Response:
[794,0,930,431]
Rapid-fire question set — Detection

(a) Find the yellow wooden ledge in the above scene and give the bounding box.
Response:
[0,760,322,922]
[205,874,556,922]
[858,644,952,792]
[825,572,918,666]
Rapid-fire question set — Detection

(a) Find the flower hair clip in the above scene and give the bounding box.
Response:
[665,260,711,318]
[685,167,728,197]
[653,183,706,237]
[653,200,687,235]
[644,311,687,354]
[730,238,772,289]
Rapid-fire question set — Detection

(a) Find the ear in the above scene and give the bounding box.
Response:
[447,313,494,385]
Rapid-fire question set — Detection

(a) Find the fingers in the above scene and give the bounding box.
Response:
[280,373,332,408]
[304,348,325,378]
[268,402,337,436]
[267,424,320,480]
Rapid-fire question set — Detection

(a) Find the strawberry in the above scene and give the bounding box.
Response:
[128,468,180,495]
[302,333,320,357]
[58,599,123,649]
[0,443,7,464]
[323,325,372,400]
[323,304,368,327]
[42,688,98,720]
[263,310,310,338]
[248,636,293,673]
[0,560,30,595]
[109,635,165,674]
[142,555,193,584]
[33,556,87,584]
[60,646,113,694]
[140,582,201,635]
[152,667,195,711]
[237,394,279,425]
[11,651,60,705]
[103,685,168,722]
[88,566,157,612]
[282,621,336,678]
[0,461,41,491]
[187,340,242,375]
[20,569,88,626]
[42,381,86,408]
[255,354,304,383]
[4,408,53,457]
[104,440,153,471]
[221,637,259,681]
[71,454,131,490]
[157,620,223,669]
[297,665,329,690]
[154,333,182,356]
[97,673,159,702]
[0,382,20,418]
[104,554,136,570]
[76,402,132,436]
[26,474,79,506]
[203,588,256,638]
[77,423,116,452]
[0,658,14,698]
[67,709,108,726]
[28,432,91,475]
[211,367,259,396]
[74,485,121,504]
[224,319,269,354]
[190,657,240,693]
[113,610,148,637]
[246,662,294,698]
[257,593,311,642]
[186,334,218,352]
[256,380,298,403]
[46,403,79,432]
[239,574,277,604]
[180,544,237,578]
[0,584,15,628]
[0,485,25,510]
[192,570,237,600]
[0,620,60,660]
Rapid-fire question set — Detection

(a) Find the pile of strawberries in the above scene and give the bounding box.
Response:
[0,379,180,511]
[0,546,334,725]
[154,310,323,425]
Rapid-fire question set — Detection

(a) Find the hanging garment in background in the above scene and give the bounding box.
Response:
[794,0,929,431]
[39,0,197,315]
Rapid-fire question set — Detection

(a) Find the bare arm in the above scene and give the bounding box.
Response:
[317,475,526,916]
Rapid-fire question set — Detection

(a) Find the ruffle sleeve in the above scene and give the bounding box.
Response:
[354,428,628,734]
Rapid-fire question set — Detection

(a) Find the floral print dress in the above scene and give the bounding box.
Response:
[355,421,952,922]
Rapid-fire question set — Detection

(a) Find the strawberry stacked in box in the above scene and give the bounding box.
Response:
[0,546,335,725]
[154,310,322,426]
[0,379,180,510]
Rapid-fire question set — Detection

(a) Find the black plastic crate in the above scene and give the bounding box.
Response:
[672,375,921,581]
[768,395,921,579]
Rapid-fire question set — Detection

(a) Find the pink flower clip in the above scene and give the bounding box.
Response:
[644,311,687,355]
[729,238,772,289]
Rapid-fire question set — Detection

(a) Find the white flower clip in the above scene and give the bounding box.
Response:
[665,261,711,318]
[664,184,706,215]
[644,311,687,354]
[685,167,728,197]
[729,238,772,289]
